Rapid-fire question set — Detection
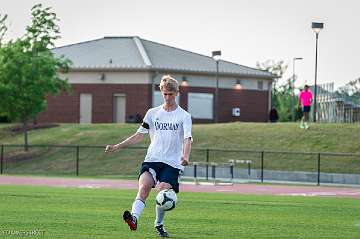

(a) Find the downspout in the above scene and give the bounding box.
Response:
[268,80,272,121]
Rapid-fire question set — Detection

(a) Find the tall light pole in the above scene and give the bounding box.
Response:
[212,50,221,123]
[311,22,324,122]
[292,57,303,121]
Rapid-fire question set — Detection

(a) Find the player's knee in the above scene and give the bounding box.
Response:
[138,191,149,201]
[157,182,171,191]
[138,184,152,199]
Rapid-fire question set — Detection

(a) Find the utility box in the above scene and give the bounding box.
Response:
[232,107,240,117]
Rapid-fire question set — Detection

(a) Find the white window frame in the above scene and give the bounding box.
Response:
[188,92,214,119]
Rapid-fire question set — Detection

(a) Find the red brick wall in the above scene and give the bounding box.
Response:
[177,86,269,123]
[37,90,79,123]
[37,84,152,123]
[219,88,269,122]
[38,84,269,123]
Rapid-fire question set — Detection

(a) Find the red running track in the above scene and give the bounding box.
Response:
[0,175,359,198]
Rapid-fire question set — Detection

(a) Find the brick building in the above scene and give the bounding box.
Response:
[37,36,275,123]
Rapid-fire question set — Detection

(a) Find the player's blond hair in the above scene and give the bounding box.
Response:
[159,75,179,92]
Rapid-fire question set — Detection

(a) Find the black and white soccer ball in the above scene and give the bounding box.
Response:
[155,189,177,211]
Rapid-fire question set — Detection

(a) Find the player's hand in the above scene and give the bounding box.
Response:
[181,157,189,166]
[105,144,117,153]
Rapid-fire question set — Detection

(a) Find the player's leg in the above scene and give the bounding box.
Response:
[300,106,305,129]
[155,182,172,238]
[304,107,310,129]
[133,171,155,217]
[154,164,180,237]
[304,111,308,128]
[124,164,157,231]
[154,182,172,231]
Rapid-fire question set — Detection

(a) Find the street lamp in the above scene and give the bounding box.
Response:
[212,50,221,123]
[292,57,303,121]
[311,22,324,122]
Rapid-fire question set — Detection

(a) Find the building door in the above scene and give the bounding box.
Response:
[113,94,126,123]
[80,93,92,123]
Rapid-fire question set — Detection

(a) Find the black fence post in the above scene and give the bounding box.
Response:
[1,145,3,175]
[193,163,197,181]
[317,153,321,186]
[230,162,234,182]
[206,149,209,180]
[76,146,80,176]
[261,151,264,183]
[247,160,251,178]
[211,163,216,184]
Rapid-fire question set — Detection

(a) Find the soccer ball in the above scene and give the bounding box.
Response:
[155,189,177,211]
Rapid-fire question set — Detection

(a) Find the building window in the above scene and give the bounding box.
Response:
[257,80,263,90]
[154,91,180,107]
[188,93,213,119]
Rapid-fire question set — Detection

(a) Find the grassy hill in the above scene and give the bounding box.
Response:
[0,123,359,176]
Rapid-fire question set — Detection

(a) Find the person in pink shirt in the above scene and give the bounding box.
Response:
[298,85,313,129]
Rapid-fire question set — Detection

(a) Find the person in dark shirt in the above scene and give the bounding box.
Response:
[269,106,279,123]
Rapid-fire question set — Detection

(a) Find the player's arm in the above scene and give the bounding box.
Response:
[181,113,193,166]
[106,109,151,153]
[181,137,192,166]
[105,132,145,153]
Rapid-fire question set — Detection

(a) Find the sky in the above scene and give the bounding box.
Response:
[2,0,360,90]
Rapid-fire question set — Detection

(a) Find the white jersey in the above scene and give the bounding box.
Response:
[137,105,192,170]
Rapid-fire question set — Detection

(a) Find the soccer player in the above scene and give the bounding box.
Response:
[105,75,192,238]
[298,84,313,129]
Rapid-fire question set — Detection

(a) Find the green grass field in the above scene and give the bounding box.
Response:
[1,123,360,153]
[0,123,359,176]
[0,185,359,239]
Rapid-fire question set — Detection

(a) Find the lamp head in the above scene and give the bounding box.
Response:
[312,22,324,34]
[212,50,221,61]
[181,76,189,87]
[235,79,242,90]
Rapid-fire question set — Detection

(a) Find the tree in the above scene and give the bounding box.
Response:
[256,59,288,91]
[256,60,300,121]
[335,78,360,105]
[0,15,10,123]
[272,79,303,121]
[0,4,71,150]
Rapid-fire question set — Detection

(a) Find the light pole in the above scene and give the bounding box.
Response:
[292,57,303,121]
[212,50,221,123]
[311,22,324,122]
